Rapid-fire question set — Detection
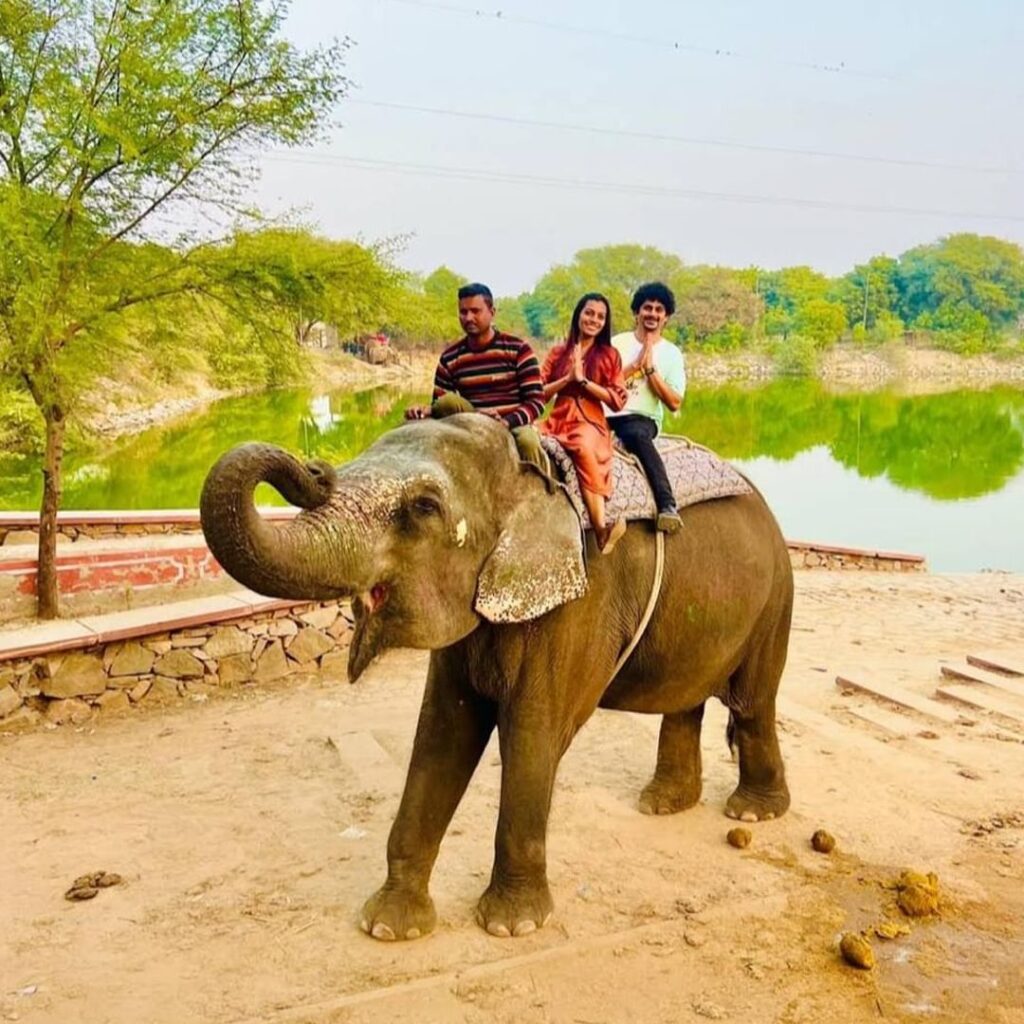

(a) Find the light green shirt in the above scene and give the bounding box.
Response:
[607,332,686,433]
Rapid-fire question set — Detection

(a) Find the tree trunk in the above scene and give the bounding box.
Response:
[36,406,66,619]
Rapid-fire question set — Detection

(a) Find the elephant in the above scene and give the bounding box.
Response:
[200,413,793,942]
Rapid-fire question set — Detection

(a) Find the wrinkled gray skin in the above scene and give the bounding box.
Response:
[200,414,792,941]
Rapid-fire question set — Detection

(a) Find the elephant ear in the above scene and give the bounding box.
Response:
[474,483,587,623]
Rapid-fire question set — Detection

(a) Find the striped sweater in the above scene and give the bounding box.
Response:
[432,331,545,428]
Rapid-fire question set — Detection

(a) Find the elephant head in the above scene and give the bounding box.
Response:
[200,414,586,681]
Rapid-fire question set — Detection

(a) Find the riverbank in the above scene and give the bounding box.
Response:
[687,343,1024,390]
[77,345,1024,442]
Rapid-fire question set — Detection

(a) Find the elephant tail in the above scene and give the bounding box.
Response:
[726,712,737,761]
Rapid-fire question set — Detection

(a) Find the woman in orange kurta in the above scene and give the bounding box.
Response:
[540,293,628,554]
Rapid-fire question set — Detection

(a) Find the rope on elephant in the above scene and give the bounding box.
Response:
[609,530,665,681]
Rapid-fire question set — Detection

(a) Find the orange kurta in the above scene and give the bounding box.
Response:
[540,344,627,498]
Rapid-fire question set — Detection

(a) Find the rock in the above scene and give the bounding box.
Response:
[286,627,334,664]
[0,665,16,688]
[0,705,41,732]
[839,932,875,969]
[42,653,107,698]
[203,626,253,659]
[95,690,130,714]
[255,640,290,680]
[319,650,349,679]
[811,829,836,854]
[45,698,93,725]
[3,529,38,545]
[170,635,207,648]
[328,615,352,640]
[216,653,253,686]
[152,649,204,679]
[726,827,752,849]
[300,606,338,631]
[268,619,298,638]
[0,684,21,719]
[108,642,156,678]
[143,640,173,655]
[128,678,152,703]
[145,677,182,703]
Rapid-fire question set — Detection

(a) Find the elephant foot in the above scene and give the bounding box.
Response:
[725,784,791,823]
[639,776,701,815]
[359,885,437,942]
[476,881,554,938]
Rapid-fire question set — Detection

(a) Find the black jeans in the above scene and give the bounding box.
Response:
[610,414,676,512]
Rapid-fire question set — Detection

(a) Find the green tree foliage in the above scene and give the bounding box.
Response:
[0,0,346,616]
[895,234,1024,329]
[529,244,685,339]
[794,298,848,347]
[675,267,762,349]
[832,255,901,332]
[205,228,401,345]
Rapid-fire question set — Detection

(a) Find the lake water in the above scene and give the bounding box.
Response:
[1,382,1022,572]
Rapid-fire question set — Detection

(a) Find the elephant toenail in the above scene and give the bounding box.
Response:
[513,920,537,937]
[487,922,511,937]
[359,918,370,933]
[405,927,421,940]
[740,811,758,822]
[764,812,775,820]
[371,922,396,941]
[725,807,738,819]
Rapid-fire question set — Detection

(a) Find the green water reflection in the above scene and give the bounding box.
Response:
[667,382,1024,500]
[1,381,1022,570]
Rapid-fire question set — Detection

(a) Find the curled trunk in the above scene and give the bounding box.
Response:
[200,442,355,601]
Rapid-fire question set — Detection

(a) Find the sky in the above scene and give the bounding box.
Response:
[253,0,1024,295]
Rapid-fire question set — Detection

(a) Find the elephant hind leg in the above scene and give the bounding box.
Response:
[639,704,705,815]
[724,610,791,822]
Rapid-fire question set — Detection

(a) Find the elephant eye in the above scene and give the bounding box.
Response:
[410,494,442,518]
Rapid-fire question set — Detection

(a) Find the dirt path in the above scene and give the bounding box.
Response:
[3,572,1024,1024]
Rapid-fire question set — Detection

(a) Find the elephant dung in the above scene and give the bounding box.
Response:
[811,829,837,854]
[895,870,939,917]
[839,932,875,970]
[727,827,752,849]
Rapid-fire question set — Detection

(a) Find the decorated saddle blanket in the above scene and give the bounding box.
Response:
[540,434,752,529]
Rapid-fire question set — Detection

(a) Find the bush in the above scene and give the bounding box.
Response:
[772,335,819,377]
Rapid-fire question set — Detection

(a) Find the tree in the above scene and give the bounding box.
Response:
[207,228,400,345]
[529,244,686,339]
[0,0,347,617]
[794,298,848,347]
[676,267,762,348]
[831,255,901,331]
[895,234,1024,332]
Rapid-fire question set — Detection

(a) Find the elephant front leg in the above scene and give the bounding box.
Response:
[361,653,495,941]
[477,711,560,937]
[639,704,705,815]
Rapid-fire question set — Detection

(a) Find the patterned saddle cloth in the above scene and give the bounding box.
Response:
[540,433,752,529]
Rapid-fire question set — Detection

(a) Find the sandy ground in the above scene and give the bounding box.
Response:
[3,571,1024,1024]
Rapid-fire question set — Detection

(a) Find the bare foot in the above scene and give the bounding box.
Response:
[639,777,701,815]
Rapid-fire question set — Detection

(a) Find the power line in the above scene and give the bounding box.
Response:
[373,0,895,80]
[348,98,1023,177]
[259,150,1024,223]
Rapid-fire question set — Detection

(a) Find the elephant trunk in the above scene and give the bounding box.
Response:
[200,442,369,602]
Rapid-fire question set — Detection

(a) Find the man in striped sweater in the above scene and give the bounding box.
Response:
[406,283,551,481]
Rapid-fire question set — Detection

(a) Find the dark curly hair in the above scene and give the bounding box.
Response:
[631,281,676,316]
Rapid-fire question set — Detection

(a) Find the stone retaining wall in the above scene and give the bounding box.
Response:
[0,600,353,733]
[787,541,925,572]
